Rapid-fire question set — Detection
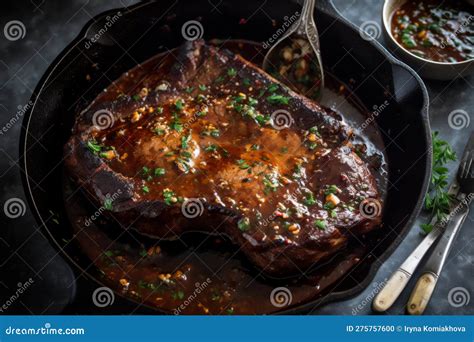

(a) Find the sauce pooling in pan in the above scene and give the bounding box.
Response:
[65,40,388,314]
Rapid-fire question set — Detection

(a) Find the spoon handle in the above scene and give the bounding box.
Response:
[298,0,316,35]
[299,0,324,88]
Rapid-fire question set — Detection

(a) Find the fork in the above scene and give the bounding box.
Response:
[406,133,473,315]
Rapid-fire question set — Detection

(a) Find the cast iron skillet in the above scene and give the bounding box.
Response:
[20,0,432,314]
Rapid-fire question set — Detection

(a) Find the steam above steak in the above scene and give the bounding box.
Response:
[64,40,382,276]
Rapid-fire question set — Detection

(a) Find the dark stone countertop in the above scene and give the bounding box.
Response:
[0,0,472,314]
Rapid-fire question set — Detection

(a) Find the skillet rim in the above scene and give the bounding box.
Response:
[19,0,432,314]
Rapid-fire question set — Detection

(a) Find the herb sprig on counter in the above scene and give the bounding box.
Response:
[420,132,457,233]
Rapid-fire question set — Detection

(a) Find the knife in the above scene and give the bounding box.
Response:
[372,183,459,312]
[406,132,473,315]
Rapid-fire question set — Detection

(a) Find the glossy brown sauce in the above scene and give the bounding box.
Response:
[265,36,323,98]
[391,0,473,63]
[65,40,387,314]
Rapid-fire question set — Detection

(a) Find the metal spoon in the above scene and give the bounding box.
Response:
[262,0,324,100]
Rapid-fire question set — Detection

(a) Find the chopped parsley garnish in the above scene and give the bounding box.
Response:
[309,126,320,135]
[142,185,150,193]
[200,127,220,137]
[267,84,279,93]
[155,107,164,114]
[138,280,158,290]
[263,173,280,193]
[174,99,185,111]
[314,219,326,230]
[104,250,114,257]
[243,78,251,86]
[234,94,246,102]
[87,140,102,154]
[211,292,221,301]
[236,159,250,170]
[132,94,141,101]
[221,148,230,157]
[251,144,260,151]
[238,217,250,231]
[169,117,183,132]
[172,290,185,300]
[181,134,191,149]
[255,114,270,126]
[185,86,194,93]
[196,94,206,103]
[154,168,165,176]
[199,84,207,91]
[142,166,150,176]
[303,192,316,206]
[325,184,340,195]
[248,97,258,106]
[103,198,113,210]
[163,189,177,205]
[323,202,336,210]
[99,149,115,159]
[227,67,237,76]
[155,128,166,136]
[266,94,290,105]
[205,144,218,152]
[421,132,457,233]
[292,164,304,179]
[176,156,192,174]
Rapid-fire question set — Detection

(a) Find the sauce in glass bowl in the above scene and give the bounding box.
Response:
[391,0,473,63]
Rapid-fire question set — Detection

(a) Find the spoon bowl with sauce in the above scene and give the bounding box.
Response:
[382,0,474,80]
[263,0,325,99]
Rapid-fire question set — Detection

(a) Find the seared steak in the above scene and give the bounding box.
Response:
[65,40,382,276]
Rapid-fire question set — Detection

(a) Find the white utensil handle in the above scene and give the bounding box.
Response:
[372,269,411,312]
[406,272,438,315]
